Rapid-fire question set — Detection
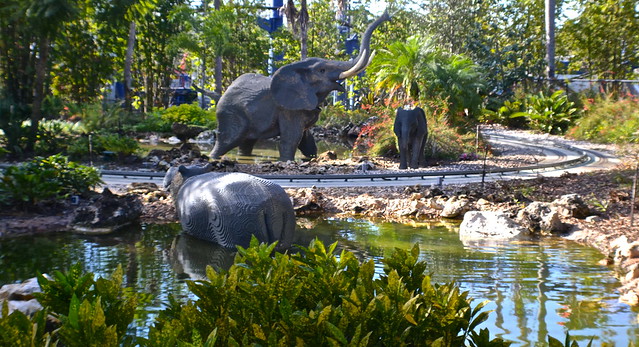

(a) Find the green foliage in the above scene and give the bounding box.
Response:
[96,133,140,159]
[567,96,639,144]
[132,110,172,133]
[36,264,137,346]
[0,154,102,207]
[548,332,593,347]
[368,36,485,120]
[558,0,639,80]
[0,302,52,347]
[317,103,371,128]
[352,101,400,158]
[511,90,579,135]
[148,238,505,346]
[160,103,216,128]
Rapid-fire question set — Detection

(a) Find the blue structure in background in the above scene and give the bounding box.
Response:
[257,0,284,75]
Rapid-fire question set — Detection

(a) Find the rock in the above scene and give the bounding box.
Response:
[71,189,143,234]
[459,211,527,242]
[619,290,639,306]
[585,215,602,223]
[613,238,639,264]
[172,123,206,143]
[551,194,591,219]
[318,151,338,161]
[356,162,375,172]
[410,193,424,201]
[441,196,470,219]
[516,202,567,234]
[0,276,47,317]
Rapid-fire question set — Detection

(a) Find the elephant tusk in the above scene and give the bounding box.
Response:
[339,49,369,79]
[352,50,376,76]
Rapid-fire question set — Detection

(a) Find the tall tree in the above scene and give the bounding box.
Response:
[283,0,310,59]
[559,0,639,79]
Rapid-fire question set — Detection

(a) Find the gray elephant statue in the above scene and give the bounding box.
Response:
[164,165,296,249]
[394,107,428,169]
[210,11,391,162]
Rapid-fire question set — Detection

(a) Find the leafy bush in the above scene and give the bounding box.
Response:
[511,90,579,134]
[37,264,137,346]
[0,303,52,346]
[567,95,639,144]
[132,110,172,133]
[148,239,506,346]
[354,99,479,161]
[34,120,84,156]
[96,133,140,160]
[160,103,216,128]
[352,101,400,157]
[0,154,102,207]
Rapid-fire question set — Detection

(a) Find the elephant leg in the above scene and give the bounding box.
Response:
[417,132,427,167]
[238,139,257,156]
[278,121,304,161]
[398,141,409,169]
[297,130,317,158]
[210,111,248,159]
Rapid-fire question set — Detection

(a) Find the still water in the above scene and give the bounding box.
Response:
[1,219,637,345]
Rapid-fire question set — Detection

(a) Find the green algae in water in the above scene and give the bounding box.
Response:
[1,219,638,345]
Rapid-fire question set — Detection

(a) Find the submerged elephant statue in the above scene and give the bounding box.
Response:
[210,11,391,161]
[164,165,296,249]
[394,107,428,169]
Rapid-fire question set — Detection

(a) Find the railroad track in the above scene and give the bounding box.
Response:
[96,133,616,188]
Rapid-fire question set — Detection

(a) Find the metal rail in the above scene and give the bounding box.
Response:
[0,135,593,184]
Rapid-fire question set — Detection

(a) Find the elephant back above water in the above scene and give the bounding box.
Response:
[174,171,296,249]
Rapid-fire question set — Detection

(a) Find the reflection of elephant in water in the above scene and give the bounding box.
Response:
[210,11,391,162]
[394,107,428,169]
[169,234,237,279]
[164,166,295,249]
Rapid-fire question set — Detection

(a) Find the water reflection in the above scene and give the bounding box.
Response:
[0,219,638,345]
[141,139,352,164]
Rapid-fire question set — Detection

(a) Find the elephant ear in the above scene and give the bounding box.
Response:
[271,62,318,111]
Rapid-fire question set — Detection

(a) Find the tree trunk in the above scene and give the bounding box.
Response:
[214,0,223,95]
[299,0,308,59]
[124,21,136,111]
[28,36,50,155]
[545,0,555,79]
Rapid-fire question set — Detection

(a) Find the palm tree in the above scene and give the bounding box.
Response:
[368,36,436,102]
[422,54,485,117]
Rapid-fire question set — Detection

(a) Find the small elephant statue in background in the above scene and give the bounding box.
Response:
[164,165,296,249]
[394,107,428,169]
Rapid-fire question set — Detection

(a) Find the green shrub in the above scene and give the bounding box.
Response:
[96,133,140,160]
[511,90,579,134]
[318,102,372,128]
[0,303,52,346]
[132,110,172,133]
[148,239,506,346]
[567,96,639,144]
[160,103,216,128]
[0,154,103,207]
[36,264,137,346]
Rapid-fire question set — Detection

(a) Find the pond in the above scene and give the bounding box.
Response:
[141,138,352,164]
[1,219,638,345]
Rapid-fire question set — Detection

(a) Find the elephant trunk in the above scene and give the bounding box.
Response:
[339,10,391,79]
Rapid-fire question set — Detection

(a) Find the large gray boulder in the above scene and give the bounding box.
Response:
[551,194,591,219]
[0,277,45,317]
[459,211,527,244]
[71,189,143,234]
[441,196,471,219]
[516,201,568,234]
